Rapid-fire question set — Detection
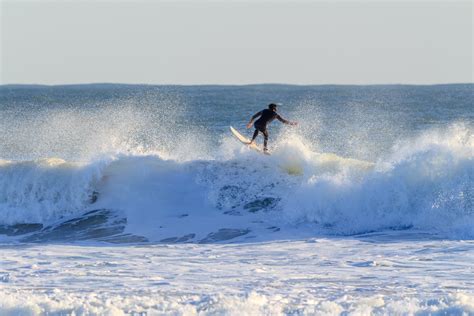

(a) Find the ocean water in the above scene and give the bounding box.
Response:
[0,84,473,315]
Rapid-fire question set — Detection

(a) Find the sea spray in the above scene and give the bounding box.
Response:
[0,123,471,241]
[282,123,473,237]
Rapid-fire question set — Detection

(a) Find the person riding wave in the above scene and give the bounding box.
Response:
[246,103,297,153]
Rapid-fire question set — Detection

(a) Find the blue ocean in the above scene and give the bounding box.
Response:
[0,84,473,314]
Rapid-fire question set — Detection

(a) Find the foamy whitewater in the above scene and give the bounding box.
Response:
[0,84,473,315]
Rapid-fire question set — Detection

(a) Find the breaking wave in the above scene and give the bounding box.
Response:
[0,123,472,242]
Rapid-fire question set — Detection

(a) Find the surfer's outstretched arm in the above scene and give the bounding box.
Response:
[246,111,262,128]
[277,114,298,126]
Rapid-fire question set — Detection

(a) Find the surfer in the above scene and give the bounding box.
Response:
[246,103,297,152]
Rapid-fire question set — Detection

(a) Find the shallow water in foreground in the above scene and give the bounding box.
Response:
[1,233,473,315]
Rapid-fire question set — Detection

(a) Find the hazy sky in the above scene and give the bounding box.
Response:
[1,0,472,85]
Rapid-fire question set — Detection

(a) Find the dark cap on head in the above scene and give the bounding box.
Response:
[268,103,278,110]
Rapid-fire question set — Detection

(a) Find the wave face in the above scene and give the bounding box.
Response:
[0,84,472,242]
[283,124,473,237]
[0,158,103,225]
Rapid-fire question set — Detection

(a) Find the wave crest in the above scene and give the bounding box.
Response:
[0,123,472,241]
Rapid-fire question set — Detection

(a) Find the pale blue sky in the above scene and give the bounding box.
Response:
[1,0,472,85]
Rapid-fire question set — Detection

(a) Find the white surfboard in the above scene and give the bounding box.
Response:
[230,126,267,154]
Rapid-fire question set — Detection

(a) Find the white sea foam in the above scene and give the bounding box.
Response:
[0,123,471,241]
[283,123,473,237]
[2,290,472,315]
[0,239,473,315]
[0,158,105,225]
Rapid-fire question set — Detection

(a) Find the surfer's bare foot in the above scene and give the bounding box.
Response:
[248,141,255,145]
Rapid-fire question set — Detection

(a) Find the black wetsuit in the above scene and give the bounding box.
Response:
[251,109,289,150]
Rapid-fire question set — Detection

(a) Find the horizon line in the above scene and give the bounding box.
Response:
[1,82,473,88]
